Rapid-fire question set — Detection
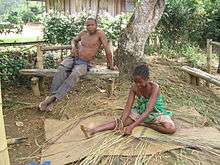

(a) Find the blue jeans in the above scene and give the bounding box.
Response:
[50,56,90,100]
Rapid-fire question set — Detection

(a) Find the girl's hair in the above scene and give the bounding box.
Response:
[133,63,149,79]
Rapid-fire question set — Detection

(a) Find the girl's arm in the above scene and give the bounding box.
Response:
[129,83,160,129]
[121,87,136,123]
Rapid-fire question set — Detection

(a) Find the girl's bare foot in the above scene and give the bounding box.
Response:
[80,125,94,139]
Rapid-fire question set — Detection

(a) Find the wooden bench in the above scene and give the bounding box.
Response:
[19,44,119,96]
[181,66,220,87]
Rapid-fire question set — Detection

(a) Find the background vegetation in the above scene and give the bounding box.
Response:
[0,0,44,33]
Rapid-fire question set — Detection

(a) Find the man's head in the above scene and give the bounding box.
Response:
[86,18,97,34]
[132,63,149,89]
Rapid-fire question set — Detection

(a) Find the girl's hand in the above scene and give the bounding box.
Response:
[114,118,124,133]
[123,126,133,135]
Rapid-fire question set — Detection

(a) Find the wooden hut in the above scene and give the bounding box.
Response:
[35,0,134,16]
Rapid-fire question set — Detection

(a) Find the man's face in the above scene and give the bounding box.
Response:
[86,20,97,34]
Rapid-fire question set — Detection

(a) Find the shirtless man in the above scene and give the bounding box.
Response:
[39,18,116,111]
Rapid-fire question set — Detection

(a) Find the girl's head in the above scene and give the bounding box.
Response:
[133,64,149,88]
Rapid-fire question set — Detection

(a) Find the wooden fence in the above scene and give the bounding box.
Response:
[206,39,220,74]
[0,41,45,47]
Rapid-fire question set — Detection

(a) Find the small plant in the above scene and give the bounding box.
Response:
[43,52,59,69]
[0,51,28,85]
[180,44,206,67]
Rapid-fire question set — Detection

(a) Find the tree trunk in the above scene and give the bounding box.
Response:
[115,0,165,73]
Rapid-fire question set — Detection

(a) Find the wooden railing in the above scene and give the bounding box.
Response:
[36,44,72,69]
[0,40,45,47]
[35,40,113,69]
[206,39,220,74]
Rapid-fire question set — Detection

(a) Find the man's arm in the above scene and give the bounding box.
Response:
[71,31,83,55]
[99,31,114,69]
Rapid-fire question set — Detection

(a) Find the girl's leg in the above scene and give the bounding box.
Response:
[143,122,176,134]
[81,117,135,137]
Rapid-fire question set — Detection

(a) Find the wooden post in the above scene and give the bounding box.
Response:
[108,78,115,97]
[190,75,197,85]
[31,77,41,97]
[206,39,212,87]
[196,77,200,86]
[34,44,44,96]
[217,46,220,74]
[0,80,10,165]
[36,44,44,69]
[108,39,115,96]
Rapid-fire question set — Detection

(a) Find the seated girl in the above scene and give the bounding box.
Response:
[81,64,176,138]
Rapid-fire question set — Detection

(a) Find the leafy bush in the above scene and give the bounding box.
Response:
[0,2,44,34]
[21,6,44,23]
[43,52,59,69]
[43,11,87,44]
[158,0,220,47]
[0,51,28,85]
[21,10,36,23]
[180,44,206,67]
[0,21,23,34]
[98,13,131,46]
[158,42,206,67]
[43,11,131,45]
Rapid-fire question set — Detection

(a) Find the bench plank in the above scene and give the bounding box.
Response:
[20,66,119,79]
[181,66,220,87]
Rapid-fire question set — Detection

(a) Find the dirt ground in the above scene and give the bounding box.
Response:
[2,57,220,165]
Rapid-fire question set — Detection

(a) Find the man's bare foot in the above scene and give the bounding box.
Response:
[39,96,56,111]
[80,125,94,139]
[39,101,48,111]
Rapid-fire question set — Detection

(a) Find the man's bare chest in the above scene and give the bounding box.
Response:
[80,34,100,47]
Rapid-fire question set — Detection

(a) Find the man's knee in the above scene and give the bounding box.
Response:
[72,65,88,76]
[58,65,66,70]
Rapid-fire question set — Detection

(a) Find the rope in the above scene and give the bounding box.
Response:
[113,117,124,134]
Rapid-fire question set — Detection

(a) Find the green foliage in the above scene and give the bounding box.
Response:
[43,11,131,45]
[158,43,206,67]
[0,11,23,34]
[0,1,44,34]
[180,44,206,67]
[148,0,220,66]
[0,21,23,34]
[43,52,58,69]
[98,13,131,46]
[43,11,87,44]
[158,0,220,47]
[158,0,198,45]
[0,51,28,85]
[0,0,24,15]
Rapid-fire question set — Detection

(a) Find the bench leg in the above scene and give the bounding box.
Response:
[190,75,197,85]
[206,81,210,87]
[39,77,45,93]
[31,77,41,96]
[108,78,115,97]
[196,77,200,86]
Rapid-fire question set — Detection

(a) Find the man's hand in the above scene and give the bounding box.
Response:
[108,65,118,70]
[71,48,79,56]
